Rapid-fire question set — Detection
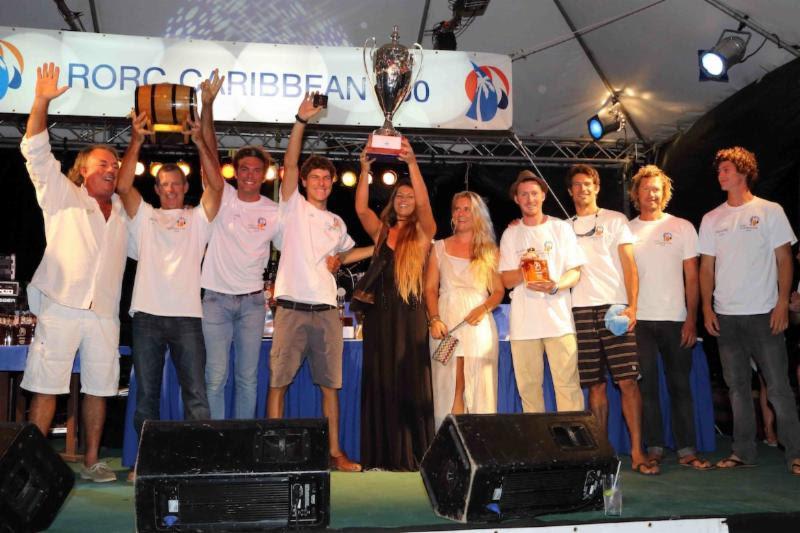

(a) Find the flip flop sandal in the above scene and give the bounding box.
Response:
[679,457,715,471]
[715,456,757,469]
[791,462,800,476]
[632,462,660,475]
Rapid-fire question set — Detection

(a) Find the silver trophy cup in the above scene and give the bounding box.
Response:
[363,25,423,156]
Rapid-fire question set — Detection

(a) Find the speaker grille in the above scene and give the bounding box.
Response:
[175,479,289,522]
[501,470,587,508]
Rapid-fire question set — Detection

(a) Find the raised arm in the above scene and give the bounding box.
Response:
[398,138,436,240]
[281,92,323,201]
[192,118,224,221]
[26,63,69,138]
[116,112,149,218]
[355,148,382,242]
[199,69,224,171]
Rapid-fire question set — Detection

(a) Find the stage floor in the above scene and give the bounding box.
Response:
[48,436,800,532]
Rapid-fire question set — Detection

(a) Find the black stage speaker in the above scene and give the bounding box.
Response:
[0,423,75,532]
[134,418,330,532]
[420,412,618,523]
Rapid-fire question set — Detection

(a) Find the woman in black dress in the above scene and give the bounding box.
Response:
[355,139,437,471]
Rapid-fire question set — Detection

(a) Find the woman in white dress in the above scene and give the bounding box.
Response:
[424,191,504,430]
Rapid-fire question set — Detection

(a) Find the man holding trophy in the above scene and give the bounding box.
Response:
[499,171,586,413]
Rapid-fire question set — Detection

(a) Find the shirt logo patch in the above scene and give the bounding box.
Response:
[750,216,760,227]
[176,217,187,229]
[326,218,342,232]
[595,225,605,237]
[663,232,672,242]
[257,217,267,230]
[544,240,554,252]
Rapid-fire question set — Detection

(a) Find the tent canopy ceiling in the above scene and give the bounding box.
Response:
[2,0,798,143]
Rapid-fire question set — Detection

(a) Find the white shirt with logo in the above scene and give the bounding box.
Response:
[499,218,586,340]
[128,202,211,317]
[201,183,280,295]
[630,213,698,321]
[698,196,796,315]
[274,189,354,307]
[21,131,129,319]
[571,209,635,307]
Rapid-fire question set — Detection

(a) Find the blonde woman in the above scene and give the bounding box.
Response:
[425,192,503,430]
[355,140,436,471]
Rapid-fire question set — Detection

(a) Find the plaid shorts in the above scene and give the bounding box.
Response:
[572,305,640,386]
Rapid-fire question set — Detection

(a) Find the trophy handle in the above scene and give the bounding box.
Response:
[411,43,424,88]
[362,37,377,90]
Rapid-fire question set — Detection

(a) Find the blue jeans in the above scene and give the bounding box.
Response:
[202,289,266,419]
[132,313,210,435]
[718,313,800,468]
[635,320,696,457]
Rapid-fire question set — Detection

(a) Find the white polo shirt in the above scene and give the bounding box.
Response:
[274,189,354,307]
[571,209,635,307]
[21,131,128,319]
[201,182,280,294]
[630,213,698,322]
[128,202,211,317]
[499,217,586,340]
[698,196,796,315]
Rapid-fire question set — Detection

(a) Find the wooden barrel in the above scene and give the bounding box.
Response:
[134,83,197,133]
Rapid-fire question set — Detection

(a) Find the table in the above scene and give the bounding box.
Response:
[0,345,131,462]
[120,339,716,467]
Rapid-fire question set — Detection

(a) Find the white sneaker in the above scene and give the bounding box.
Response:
[80,461,117,483]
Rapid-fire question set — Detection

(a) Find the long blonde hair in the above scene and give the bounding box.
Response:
[451,191,498,293]
[380,180,427,303]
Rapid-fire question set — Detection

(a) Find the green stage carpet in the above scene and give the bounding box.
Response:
[47,437,800,531]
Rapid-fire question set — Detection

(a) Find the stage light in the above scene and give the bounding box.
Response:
[177,161,191,177]
[221,163,235,179]
[135,162,145,176]
[341,170,357,187]
[265,163,278,181]
[699,30,750,81]
[381,170,398,186]
[149,162,163,176]
[587,102,625,140]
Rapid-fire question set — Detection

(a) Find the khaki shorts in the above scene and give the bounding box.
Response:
[270,306,343,389]
[21,294,120,396]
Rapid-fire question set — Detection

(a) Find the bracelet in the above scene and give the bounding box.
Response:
[295,114,308,124]
[428,315,441,327]
[482,303,491,313]
[549,285,559,295]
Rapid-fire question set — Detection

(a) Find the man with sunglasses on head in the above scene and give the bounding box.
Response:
[566,164,657,475]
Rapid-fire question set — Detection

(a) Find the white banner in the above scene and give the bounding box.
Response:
[0,26,512,131]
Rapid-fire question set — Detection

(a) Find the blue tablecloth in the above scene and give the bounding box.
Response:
[120,339,716,467]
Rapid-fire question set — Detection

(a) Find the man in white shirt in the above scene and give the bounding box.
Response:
[698,147,800,475]
[197,72,280,419]
[567,164,657,475]
[629,165,712,470]
[116,95,224,439]
[268,94,372,472]
[20,63,127,483]
[499,171,585,413]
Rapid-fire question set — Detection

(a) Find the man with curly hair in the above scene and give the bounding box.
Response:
[698,146,800,476]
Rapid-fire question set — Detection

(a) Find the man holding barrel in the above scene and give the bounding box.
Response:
[116,78,224,442]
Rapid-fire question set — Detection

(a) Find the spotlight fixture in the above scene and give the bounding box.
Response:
[381,170,398,186]
[368,172,373,185]
[265,163,278,182]
[587,101,625,140]
[135,162,145,176]
[177,161,191,177]
[221,163,235,179]
[149,162,163,177]
[699,30,750,81]
[340,170,357,187]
